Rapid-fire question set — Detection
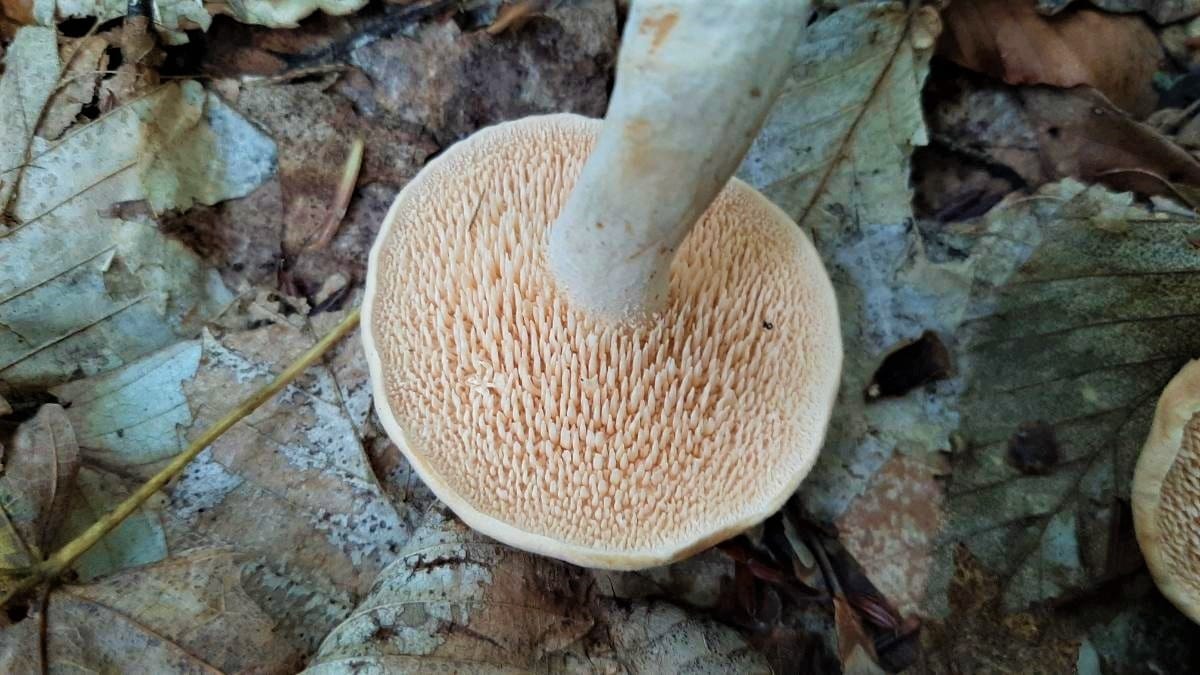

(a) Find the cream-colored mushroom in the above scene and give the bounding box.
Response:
[362,0,840,569]
[1133,359,1200,623]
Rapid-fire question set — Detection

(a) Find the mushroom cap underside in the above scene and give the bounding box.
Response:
[363,113,842,569]
[1134,358,1200,623]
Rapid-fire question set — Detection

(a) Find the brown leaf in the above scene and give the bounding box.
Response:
[0,0,32,24]
[0,549,299,673]
[833,595,885,675]
[0,404,80,559]
[941,0,1162,116]
[836,454,946,617]
[1022,86,1200,199]
[40,35,109,140]
[1037,0,1200,24]
[486,0,550,35]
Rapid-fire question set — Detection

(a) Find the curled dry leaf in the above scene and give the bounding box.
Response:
[0,404,78,563]
[0,26,275,394]
[1020,86,1200,200]
[39,35,108,141]
[919,67,1200,214]
[941,0,1162,116]
[0,549,299,672]
[0,403,167,584]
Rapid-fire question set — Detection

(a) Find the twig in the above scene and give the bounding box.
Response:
[303,137,365,252]
[0,307,361,609]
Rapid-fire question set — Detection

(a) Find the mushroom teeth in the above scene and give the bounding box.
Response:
[1134,359,1200,624]
[362,114,842,569]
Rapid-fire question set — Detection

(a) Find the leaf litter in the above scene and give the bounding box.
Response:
[2,0,1200,671]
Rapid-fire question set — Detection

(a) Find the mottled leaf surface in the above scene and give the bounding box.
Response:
[307,506,770,674]
[54,317,407,652]
[738,0,956,615]
[0,71,274,394]
[0,549,299,672]
[943,181,1200,609]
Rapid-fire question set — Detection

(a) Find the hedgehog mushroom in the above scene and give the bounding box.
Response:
[362,0,841,569]
[1134,359,1200,623]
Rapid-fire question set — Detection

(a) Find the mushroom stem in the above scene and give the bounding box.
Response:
[548,0,808,320]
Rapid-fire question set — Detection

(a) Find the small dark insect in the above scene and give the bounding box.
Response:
[763,320,774,330]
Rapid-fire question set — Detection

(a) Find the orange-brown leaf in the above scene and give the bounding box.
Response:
[941,0,1162,116]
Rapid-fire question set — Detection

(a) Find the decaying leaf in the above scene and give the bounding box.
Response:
[50,340,200,471]
[0,26,57,221]
[575,599,774,675]
[51,318,406,652]
[919,66,1200,217]
[347,0,616,146]
[739,1,961,618]
[941,0,1162,116]
[1021,86,1200,199]
[835,454,947,617]
[0,29,275,393]
[4,0,210,44]
[942,180,1200,610]
[307,505,770,674]
[307,504,596,672]
[0,549,300,672]
[53,465,168,581]
[0,403,166,583]
[40,35,108,140]
[1036,0,1200,24]
[0,404,78,564]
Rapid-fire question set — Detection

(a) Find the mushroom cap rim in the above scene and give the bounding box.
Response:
[360,113,842,570]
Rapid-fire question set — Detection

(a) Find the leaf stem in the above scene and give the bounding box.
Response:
[0,307,361,608]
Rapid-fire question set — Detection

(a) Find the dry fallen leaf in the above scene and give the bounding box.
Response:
[0,549,300,672]
[39,34,108,140]
[1020,86,1200,200]
[306,505,772,674]
[50,318,406,652]
[941,0,1162,116]
[0,25,275,395]
[0,404,78,564]
[0,402,165,585]
[941,180,1200,610]
[739,1,958,619]
[1036,0,1200,24]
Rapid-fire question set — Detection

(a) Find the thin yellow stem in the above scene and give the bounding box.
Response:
[0,307,361,608]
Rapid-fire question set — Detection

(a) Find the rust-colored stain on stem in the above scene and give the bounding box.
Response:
[639,10,679,54]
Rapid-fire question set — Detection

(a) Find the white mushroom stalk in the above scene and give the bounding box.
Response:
[548,0,809,320]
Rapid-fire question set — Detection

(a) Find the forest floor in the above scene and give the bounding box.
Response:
[2,0,1200,672]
